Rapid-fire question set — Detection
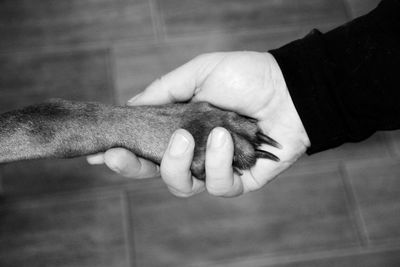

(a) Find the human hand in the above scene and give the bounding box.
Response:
[87,51,310,197]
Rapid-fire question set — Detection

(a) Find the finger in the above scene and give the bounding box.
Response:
[205,127,244,197]
[127,53,227,106]
[239,152,287,194]
[87,153,105,165]
[104,148,159,179]
[161,129,205,197]
[167,178,206,198]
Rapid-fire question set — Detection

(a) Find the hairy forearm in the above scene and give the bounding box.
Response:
[0,99,280,180]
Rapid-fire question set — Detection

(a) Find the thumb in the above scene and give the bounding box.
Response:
[127,53,226,106]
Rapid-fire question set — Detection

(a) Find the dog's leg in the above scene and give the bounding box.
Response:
[0,99,280,180]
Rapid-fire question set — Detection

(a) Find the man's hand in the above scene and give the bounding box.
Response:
[87,51,310,197]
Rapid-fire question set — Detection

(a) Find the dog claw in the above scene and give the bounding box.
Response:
[243,116,258,123]
[255,149,280,162]
[257,132,281,148]
[233,167,244,176]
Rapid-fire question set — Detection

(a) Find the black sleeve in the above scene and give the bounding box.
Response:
[269,0,400,154]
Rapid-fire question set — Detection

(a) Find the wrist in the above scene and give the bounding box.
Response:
[263,53,311,151]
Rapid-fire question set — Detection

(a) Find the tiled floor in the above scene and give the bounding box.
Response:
[345,158,400,244]
[156,0,348,38]
[269,249,400,267]
[1,0,398,266]
[0,0,154,52]
[129,168,360,266]
[0,193,128,267]
[0,49,114,112]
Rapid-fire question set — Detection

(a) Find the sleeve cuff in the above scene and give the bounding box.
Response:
[270,30,348,154]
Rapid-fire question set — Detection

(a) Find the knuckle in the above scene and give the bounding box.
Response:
[160,161,189,181]
[207,175,243,197]
[207,181,232,196]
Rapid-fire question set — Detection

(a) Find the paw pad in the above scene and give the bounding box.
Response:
[181,102,281,180]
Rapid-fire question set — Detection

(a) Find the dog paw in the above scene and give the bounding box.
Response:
[181,102,280,180]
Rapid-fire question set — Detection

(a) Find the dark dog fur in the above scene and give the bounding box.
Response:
[0,99,280,180]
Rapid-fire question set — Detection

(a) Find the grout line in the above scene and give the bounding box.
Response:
[339,162,371,247]
[0,20,338,56]
[148,0,167,43]
[0,177,164,210]
[0,189,123,211]
[384,131,400,159]
[105,46,118,105]
[0,36,153,56]
[203,241,400,267]
[382,131,397,158]
[163,20,342,43]
[103,20,340,53]
[341,0,355,19]
[121,190,137,267]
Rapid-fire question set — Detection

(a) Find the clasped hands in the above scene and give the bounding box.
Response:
[87,51,310,197]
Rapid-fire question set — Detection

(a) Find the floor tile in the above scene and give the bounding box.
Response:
[0,49,114,113]
[345,158,400,243]
[128,169,358,267]
[299,132,390,165]
[156,0,348,38]
[0,194,128,267]
[0,0,154,51]
[0,158,136,198]
[114,25,338,103]
[271,249,400,267]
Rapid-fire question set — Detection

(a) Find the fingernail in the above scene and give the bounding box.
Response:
[86,154,104,165]
[169,132,190,156]
[127,93,142,104]
[208,128,227,148]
